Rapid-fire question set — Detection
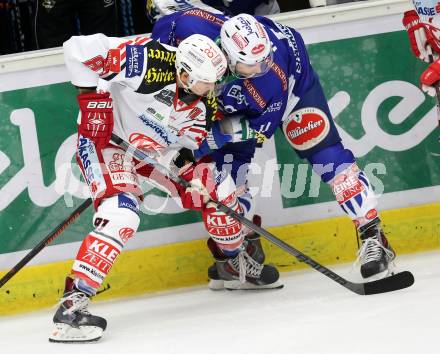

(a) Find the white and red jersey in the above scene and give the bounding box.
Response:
[412,0,440,37]
[63,34,217,155]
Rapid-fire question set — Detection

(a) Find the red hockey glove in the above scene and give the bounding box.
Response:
[177,161,218,211]
[77,92,114,148]
[402,10,433,62]
[420,59,440,96]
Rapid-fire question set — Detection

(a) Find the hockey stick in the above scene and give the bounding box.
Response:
[0,198,93,288]
[111,133,414,295]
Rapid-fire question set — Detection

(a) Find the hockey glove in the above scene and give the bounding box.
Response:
[420,59,440,97]
[77,92,114,148]
[220,115,267,144]
[177,160,218,211]
[194,120,232,159]
[402,10,440,62]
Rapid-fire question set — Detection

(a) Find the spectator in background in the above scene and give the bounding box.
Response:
[1,0,35,54]
[200,0,280,15]
[34,0,119,49]
[278,0,310,11]
[145,0,281,26]
[309,0,369,8]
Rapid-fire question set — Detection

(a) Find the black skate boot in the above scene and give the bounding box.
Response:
[356,218,396,279]
[49,276,107,343]
[207,215,268,290]
[207,235,283,290]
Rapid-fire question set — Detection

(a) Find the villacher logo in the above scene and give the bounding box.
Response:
[283,107,330,151]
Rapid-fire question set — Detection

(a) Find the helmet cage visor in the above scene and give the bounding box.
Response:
[228,48,273,79]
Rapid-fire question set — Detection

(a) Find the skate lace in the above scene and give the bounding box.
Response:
[60,292,91,316]
[232,251,263,283]
[355,235,394,266]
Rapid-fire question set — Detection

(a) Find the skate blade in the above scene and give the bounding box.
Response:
[363,262,396,282]
[208,279,225,290]
[224,280,284,290]
[49,323,104,343]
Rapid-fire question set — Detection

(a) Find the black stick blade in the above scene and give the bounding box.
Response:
[362,271,414,295]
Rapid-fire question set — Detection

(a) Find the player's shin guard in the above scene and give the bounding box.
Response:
[50,193,140,342]
[309,144,396,278]
[71,193,140,293]
[329,164,395,278]
[330,163,378,227]
[204,202,281,290]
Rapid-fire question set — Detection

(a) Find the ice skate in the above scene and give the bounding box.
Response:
[356,218,396,280]
[207,220,283,291]
[207,214,275,290]
[49,276,107,343]
[208,232,272,290]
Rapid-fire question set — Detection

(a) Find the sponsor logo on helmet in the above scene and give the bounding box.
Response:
[251,44,265,55]
[186,50,205,66]
[255,22,267,39]
[212,54,223,67]
[283,107,330,151]
[237,16,254,36]
[231,33,248,50]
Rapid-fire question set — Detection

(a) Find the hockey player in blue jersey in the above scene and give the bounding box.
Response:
[152,9,396,284]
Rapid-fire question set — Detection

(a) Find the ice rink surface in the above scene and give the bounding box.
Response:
[1,250,439,354]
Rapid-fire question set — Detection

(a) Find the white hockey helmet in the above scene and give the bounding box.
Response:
[176,34,227,89]
[220,14,273,78]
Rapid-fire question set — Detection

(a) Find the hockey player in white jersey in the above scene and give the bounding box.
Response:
[49,33,225,343]
[403,0,440,97]
[49,33,279,343]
